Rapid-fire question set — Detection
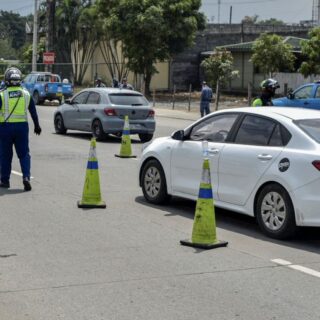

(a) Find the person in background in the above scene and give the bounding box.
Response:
[112,78,119,88]
[0,67,41,191]
[200,81,213,117]
[252,78,280,106]
[120,77,134,90]
[95,77,106,88]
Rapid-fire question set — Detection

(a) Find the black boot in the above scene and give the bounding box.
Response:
[23,178,32,191]
[0,181,10,188]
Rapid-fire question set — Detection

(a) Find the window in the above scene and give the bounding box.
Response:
[109,94,148,106]
[87,92,100,104]
[235,115,276,146]
[315,86,320,98]
[294,85,312,99]
[72,92,89,104]
[294,118,320,143]
[190,114,238,142]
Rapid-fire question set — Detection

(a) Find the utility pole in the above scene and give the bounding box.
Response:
[229,5,232,24]
[46,0,56,72]
[32,0,38,71]
[218,0,221,24]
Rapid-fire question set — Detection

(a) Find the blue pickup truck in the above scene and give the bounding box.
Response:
[273,82,320,109]
[22,72,73,105]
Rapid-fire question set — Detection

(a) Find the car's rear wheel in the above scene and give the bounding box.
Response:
[255,183,297,239]
[141,159,170,204]
[54,114,67,134]
[139,133,153,143]
[92,119,107,141]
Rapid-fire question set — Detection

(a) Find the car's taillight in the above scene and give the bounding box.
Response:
[148,110,155,117]
[312,160,320,171]
[45,84,48,92]
[104,108,116,116]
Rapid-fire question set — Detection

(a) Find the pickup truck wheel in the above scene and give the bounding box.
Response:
[33,91,40,105]
[54,114,67,134]
[92,119,107,141]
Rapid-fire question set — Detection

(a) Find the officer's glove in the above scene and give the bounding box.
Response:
[34,125,42,135]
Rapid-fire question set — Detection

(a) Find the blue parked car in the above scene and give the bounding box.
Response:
[273,82,320,109]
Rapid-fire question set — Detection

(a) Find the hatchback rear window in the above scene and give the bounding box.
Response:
[295,119,320,143]
[109,94,148,106]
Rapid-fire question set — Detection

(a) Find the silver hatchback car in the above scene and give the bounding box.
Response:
[54,88,155,142]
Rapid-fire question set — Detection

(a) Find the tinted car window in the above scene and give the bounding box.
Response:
[295,118,320,143]
[109,94,148,106]
[190,114,238,142]
[295,85,312,99]
[87,92,100,104]
[235,115,276,146]
[73,92,89,104]
[315,87,320,98]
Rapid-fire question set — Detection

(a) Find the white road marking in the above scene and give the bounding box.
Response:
[272,259,320,279]
[11,170,34,179]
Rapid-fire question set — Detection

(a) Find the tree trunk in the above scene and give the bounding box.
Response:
[215,80,220,110]
[144,72,152,96]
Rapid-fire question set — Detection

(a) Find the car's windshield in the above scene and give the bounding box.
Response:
[294,118,320,143]
[109,94,148,106]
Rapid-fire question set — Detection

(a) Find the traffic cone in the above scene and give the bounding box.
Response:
[115,115,136,158]
[180,158,228,249]
[77,138,106,208]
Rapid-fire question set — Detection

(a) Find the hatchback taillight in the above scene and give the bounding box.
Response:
[104,108,116,116]
[312,160,320,171]
[148,110,155,117]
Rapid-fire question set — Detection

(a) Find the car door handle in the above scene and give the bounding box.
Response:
[258,154,273,160]
[304,102,309,105]
[208,148,219,155]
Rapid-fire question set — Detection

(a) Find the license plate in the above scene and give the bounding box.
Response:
[130,124,141,130]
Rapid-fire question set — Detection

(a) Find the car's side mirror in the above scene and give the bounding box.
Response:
[171,130,185,141]
[287,92,294,99]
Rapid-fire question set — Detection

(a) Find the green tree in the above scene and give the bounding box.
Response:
[300,27,320,77]
[201,48,239,110]
[258,18,285,25]
[241,15,259,24]
[55,0,101,84]
[251,33,295,77]
[98,0,205,94]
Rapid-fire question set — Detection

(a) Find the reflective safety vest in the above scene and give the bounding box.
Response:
[0,87,30,123]
[252,98,263,107]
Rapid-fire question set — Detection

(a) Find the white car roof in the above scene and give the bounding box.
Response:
[220,107,320,121]
[84,87,142,95]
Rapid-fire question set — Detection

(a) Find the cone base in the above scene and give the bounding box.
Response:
[180,239,228,250]
[114,154,137,158]
[77,200,106,209]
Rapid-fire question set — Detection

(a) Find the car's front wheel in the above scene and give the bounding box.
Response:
[255,183,297,239]
[92,119,107,141]
[141,159,170,204]
[54,114,67,134]
[139,133,153,143]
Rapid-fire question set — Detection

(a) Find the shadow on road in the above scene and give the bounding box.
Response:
[135,195,320,254]
[52,132,142,144]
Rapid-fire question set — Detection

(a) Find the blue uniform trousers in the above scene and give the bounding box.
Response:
[200,101,210,117]
[0,122,30,183]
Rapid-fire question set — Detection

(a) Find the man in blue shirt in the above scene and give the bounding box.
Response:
[200,81,213,117]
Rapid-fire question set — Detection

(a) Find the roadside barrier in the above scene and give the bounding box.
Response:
[78,138,106,208]
[180,157,228,249]
[115,115,136,158]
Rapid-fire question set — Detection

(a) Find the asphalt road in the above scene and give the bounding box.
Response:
[1,105,320,320]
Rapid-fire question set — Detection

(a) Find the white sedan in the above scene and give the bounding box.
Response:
[139,107,320,239]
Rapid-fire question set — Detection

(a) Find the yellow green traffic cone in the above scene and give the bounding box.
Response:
[115,115,137,158]
[180,158,228,249]
[78,138,106,208]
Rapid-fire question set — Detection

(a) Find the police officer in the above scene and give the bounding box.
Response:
[200,81,213,117]
[119,77,133,90]
[0,67,41,191]
[252,78,280,107]
[95,77,106,88]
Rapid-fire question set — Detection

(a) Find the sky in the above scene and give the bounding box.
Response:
[0,0,315,24]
